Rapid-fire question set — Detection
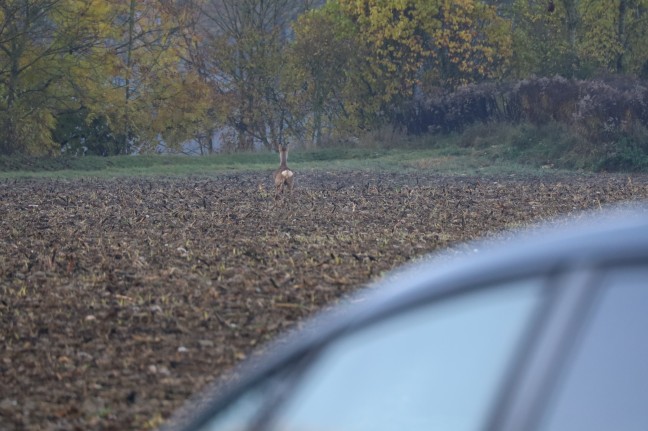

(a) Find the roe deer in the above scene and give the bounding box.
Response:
[274,145,294,198]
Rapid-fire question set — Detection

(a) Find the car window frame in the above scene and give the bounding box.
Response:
[495,258,648,431]
[487,265,598,431]
[530,262,648,431]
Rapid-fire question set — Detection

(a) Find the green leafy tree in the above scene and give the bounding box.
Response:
[53,108,123,156]
[510,0,648,77]
[287,4,358,145]
[0,0,111,155]
[579,0,648,74]
[510,0,577,77]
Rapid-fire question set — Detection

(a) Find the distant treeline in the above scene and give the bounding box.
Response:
[1,0,648,157]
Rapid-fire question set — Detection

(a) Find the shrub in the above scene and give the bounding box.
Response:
[512,76,579,125]
[596,124,648,172]
[401,76,648,172]
[407,76,648,138]
[403,82,504,135]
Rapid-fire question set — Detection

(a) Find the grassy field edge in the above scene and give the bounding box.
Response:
[0,146,575,180]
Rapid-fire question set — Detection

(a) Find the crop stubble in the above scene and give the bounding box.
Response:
[1,171,648,430]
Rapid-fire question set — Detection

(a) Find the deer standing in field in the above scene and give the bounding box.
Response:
[274,145,294,199]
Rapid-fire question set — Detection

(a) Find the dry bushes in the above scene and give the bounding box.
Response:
[403,76,648,171]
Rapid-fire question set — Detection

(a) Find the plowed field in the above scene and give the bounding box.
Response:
[2,171,648,430]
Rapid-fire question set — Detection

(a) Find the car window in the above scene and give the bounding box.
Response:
[538,267,648,431]
[264,279,544,431]
[196,377,275,431]
[196,361,306,431]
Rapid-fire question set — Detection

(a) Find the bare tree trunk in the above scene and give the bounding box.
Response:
[207,128,216,154]
[616,0,627,73]
[562,0,580,76]
[311,83,323,147]
[122,0,136,155]
[1,15,24,155]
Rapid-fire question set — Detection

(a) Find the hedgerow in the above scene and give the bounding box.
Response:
[401,76,648,171]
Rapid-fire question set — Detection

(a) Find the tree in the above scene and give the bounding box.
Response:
[171,0,222,154]
[579,0,648,74]
[332,0,439,128]
[0,0,112,155]
[0,0,212,156]
[510,0,648,78]
[287,4,357,145]
[102,0,213,154]
[510,0,577,77]
[427,0,513,86]
[288,0,512,132]
[199,0,316,151]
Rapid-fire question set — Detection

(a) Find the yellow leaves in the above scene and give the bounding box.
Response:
[511,0,648,76]
[338,0,511,88]
[578,0,628,69]
[337,0,435,99]
[427,0,511,86]
[0,0,216,155]
[296,0,513,130]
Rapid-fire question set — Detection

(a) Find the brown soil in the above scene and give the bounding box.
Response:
[1,171,648,430]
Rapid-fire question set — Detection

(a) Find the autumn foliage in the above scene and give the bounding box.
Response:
[1,0,648,157]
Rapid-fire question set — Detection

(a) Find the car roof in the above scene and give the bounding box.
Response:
[167,203,648,431]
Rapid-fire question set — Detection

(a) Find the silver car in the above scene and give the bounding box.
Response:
[167,205,648,431]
